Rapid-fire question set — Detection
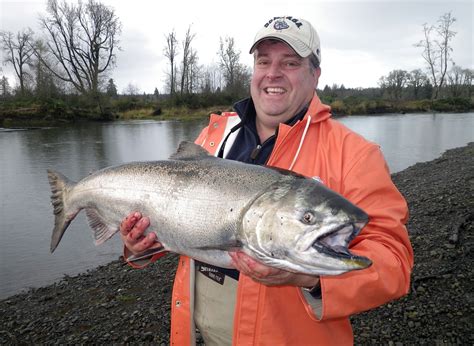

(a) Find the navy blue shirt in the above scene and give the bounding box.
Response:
[220,97,307,164]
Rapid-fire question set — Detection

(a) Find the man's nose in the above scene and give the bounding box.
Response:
[266,62,283,79]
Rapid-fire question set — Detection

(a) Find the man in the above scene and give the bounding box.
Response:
[120,16,413,345]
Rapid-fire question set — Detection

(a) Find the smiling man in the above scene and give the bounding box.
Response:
[120,16,413,345]
[250,27,321,141]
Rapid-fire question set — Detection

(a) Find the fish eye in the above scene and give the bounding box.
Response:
[302,211,315,224]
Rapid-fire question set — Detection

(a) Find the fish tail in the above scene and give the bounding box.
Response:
[47,169,77,253]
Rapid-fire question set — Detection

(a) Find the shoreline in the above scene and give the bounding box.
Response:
[1,143,473,344]
[1,107,473,128]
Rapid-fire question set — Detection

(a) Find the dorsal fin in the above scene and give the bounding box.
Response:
[169,141,212,161]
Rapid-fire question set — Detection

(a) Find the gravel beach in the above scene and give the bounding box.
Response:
[1,142,473,344]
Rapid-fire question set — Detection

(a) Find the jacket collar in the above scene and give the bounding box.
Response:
[304,92,332,123]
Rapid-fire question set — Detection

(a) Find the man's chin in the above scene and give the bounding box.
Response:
[258,101,289,115]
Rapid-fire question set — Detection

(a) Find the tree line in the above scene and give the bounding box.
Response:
[0,2,472,121]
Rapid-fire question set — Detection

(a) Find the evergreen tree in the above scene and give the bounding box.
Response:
[106,78,118,97]
[0,76,11,98]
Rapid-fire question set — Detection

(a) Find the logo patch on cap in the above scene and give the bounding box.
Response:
[251,16,320,62]
[273,19,289,31]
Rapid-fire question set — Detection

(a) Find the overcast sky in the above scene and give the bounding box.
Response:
[1,0,472,94]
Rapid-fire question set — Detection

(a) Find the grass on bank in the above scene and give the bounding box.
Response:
[118,105,233,121]
[326,97,473,116]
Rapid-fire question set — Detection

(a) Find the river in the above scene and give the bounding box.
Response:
[0,112,473,299]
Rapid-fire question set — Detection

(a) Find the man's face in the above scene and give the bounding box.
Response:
[251,40,320,126]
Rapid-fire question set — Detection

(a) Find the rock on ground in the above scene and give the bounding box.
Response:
[0,143,473,344]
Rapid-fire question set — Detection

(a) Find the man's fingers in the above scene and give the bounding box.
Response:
[133,235,162,253]
[128,216,150,241]
[120,211,141,235]
[230,251,283,282]
[231,252,258,277]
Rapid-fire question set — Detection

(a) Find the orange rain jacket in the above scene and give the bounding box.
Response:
[131,93,414,345]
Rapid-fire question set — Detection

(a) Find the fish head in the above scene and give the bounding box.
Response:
[241,178,372,276]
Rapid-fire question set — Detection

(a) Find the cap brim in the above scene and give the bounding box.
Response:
[249,35,312,58]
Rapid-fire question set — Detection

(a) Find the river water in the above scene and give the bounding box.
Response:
[0,112,473,299]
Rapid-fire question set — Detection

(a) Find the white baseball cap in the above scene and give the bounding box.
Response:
[249,16,321,64]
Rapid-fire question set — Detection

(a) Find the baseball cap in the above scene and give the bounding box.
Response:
[249,16,321,64]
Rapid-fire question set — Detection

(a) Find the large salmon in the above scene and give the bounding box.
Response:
[47,141,371,275]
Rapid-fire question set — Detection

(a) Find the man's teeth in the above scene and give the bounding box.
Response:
[265,87,285,94]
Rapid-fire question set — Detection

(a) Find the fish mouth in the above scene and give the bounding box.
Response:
[312,223,372,267]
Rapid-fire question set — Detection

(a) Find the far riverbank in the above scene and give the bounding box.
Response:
[1,96,472,128]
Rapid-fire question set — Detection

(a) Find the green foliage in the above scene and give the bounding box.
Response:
[112,96,143,112]
[39,98,68,118]
[159,91,237,111]
[431,97,473,112]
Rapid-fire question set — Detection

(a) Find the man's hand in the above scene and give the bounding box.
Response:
[120,211,161,255]
[229,251,320,288]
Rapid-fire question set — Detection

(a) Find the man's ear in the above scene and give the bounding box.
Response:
[314,67,321,88]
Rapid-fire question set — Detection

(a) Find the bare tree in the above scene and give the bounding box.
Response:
[186,48,201,94]
[415,12,457,99]
[446,65,473,98]
[379,70,409,100]
[123,82,140,96]
[200,63,223,93]
[179,26,196,95]
[218,36,240,91]
[407,69,429,99]
[164,29,179,95]
[36,0,121,97]
[30,38,62,98]
[464,69,474,98]
[218,36,250,97]
[0,29,35,96]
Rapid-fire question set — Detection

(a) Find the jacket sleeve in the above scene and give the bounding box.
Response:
[194,125,210,146]
[318,143,414,320]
